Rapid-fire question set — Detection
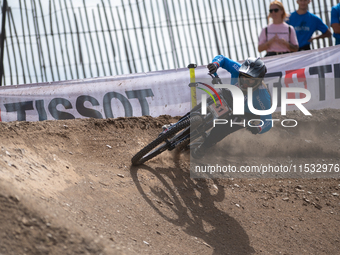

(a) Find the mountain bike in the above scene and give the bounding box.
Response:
[131,74,236,166]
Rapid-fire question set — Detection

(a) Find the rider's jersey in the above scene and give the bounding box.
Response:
[212,55,272,134]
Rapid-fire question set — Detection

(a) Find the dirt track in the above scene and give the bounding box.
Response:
[0,109,339,255]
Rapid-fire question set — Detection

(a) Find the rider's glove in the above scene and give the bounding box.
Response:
[246,126,261,135]
[207,62,219,74]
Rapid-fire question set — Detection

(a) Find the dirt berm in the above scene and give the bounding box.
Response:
[0,109,339,255]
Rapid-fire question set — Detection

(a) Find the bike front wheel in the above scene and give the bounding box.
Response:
[131,115,202,166]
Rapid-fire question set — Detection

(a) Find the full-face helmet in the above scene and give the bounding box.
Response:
[238,57,267,91]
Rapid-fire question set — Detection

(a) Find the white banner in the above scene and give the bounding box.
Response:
[0,45,339,122]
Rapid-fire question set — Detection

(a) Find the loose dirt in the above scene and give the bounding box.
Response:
[0,109,339,255]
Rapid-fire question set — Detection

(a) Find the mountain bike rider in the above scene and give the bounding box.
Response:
[192,55,273,159]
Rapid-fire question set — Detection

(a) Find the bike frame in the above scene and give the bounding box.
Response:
[164,74,234,151]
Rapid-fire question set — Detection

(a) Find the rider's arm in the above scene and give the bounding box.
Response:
[211,55,241,79]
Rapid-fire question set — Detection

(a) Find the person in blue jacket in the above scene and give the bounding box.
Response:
[192,56,272,159]
[286,0,331,51]
[331,3,340,45]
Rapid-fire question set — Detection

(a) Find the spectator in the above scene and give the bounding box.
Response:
[331,3,340,45]
[258,1,299,57]
[287,0,332,50]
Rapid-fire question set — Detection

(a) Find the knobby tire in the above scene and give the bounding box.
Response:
[131,115,202,165]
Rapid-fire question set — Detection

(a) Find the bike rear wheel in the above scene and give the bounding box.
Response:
[131,115,202,165]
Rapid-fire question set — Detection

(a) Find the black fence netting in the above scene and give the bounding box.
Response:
[0,0,339,85]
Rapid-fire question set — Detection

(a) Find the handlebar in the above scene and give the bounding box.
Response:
[208,72,222,84]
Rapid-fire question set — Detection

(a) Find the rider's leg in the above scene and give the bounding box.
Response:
[191,112,260,158]
[203,124,244,147]
[204,111,261,147]
[191,124,244,158]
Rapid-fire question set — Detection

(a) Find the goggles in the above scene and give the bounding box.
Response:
[239,73,257,88]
